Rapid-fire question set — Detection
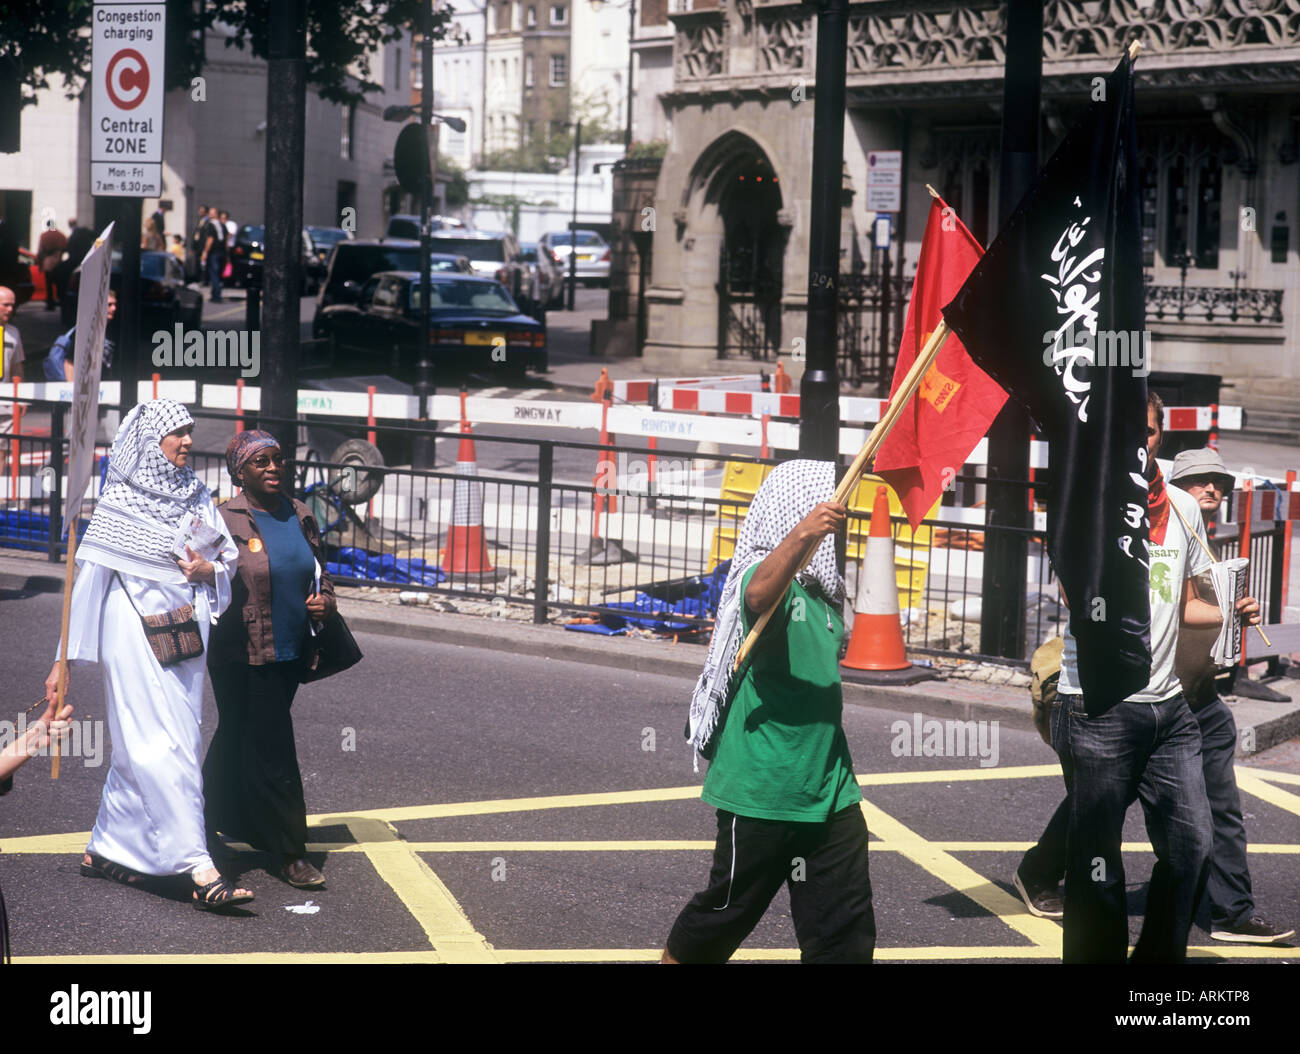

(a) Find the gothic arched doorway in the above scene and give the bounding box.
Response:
[700,145,786,360]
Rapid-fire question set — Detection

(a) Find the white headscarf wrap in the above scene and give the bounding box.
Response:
[686,459,844,763]
[78,399,206,584]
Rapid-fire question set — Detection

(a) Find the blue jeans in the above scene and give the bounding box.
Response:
[1053,691,1212,963]
[1193,698,1255,927]
[208,254,224,301]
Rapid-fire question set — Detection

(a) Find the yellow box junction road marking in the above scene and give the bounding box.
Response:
[3,761,1296,964]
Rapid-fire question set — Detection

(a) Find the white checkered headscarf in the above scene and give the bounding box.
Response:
[685,459,843,762]
[78,399,207,582]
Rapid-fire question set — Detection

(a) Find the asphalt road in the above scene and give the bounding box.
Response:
[2,588,1297,964]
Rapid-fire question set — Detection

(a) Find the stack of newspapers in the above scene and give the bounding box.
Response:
[1209,557,1250,666]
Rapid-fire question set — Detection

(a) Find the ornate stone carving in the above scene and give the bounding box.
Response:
[1146,284,1284,324]
[757,13,810,73]
[676,15,725,80]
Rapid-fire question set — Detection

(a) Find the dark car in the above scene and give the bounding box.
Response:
[65,249,203,331]
[313,270,546,378]
[314,239,474,314]
[230,224,321,293]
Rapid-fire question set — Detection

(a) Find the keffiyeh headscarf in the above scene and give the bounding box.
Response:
[78,399,206,583]
[686,459,845,762]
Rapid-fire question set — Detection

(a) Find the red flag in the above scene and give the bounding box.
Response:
[874,196,1008,529]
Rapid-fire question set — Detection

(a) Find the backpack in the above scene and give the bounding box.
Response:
[1029,636,1063,747]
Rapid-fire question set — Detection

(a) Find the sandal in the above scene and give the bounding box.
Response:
[80,852,143,887]
[192,876,254,912]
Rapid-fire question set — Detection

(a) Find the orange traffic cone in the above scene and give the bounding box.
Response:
[441,391,495,575]
[842,486,910,674]
[773,361,792,393]
[590,367,612,403]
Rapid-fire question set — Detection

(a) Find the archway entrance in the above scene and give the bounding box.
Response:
[693,141,786,360]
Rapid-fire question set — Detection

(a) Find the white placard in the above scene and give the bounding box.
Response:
[866,150,903,213]
[91,2,167,197]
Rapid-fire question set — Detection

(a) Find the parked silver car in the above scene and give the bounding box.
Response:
[538,230,611,287]
[520,241,565,311]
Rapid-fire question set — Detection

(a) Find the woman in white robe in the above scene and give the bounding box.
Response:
[44,399,254,910]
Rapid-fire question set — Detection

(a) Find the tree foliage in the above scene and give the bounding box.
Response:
[0,0,444,108]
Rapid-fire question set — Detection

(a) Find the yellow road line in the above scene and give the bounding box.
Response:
[312,785,703,824]
[858,797,1063,951]
[1239,767,1300,786]
[343,817,500,964]
[1234,772,1300,818]
[859,764,1062,785]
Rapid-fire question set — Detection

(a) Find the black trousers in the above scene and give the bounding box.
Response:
[666,804,876,964]
[203,661,307,858]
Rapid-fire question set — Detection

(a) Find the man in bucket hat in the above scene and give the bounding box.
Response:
[1169,447,1293,945]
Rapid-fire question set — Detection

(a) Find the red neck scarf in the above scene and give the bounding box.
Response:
[1148,462,1170,545]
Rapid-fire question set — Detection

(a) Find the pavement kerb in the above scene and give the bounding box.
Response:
[4,549,1297,756]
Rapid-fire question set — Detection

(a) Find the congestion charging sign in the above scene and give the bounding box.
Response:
[91,1,166,197]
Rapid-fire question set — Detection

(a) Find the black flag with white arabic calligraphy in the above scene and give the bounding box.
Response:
[942,54,1151,708]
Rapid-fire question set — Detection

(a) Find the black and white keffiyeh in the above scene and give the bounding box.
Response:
[685,459,844,763]
[78,399,207,583]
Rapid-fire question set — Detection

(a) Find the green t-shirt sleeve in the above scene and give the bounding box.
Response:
[739,562,794,639]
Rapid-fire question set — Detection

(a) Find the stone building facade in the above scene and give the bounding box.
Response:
[642,0,1300,384]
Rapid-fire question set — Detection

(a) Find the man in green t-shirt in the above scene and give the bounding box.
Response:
[664,460,875,964]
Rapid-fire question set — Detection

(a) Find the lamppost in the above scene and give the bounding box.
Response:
[567,119,583,310]
[384,65,468,472]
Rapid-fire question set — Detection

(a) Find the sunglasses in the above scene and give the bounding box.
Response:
[248,452,285,469]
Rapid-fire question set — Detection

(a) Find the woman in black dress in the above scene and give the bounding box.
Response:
[203,430,337,889]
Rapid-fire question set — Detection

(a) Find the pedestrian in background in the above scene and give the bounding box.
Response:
[44,400,252,911]
[141,216,164,252]
[36,219,68,311]
[203,430,337,890]
[1168,447,1293,945]
[189,206,209,284]
[0,285,25,477]
[202,209,226,303]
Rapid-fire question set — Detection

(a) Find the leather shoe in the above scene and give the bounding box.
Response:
[282,857,326,889]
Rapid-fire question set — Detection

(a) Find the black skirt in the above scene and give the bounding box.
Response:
[203,661,307,857]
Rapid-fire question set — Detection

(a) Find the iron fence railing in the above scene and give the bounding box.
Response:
[0,401,1289,664]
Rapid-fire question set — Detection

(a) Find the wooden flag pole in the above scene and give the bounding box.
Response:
[51,515,78,779]
[1168,498,1271,648]
[734,321,952,670]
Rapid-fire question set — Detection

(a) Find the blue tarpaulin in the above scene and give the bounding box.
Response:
[326,547,447,586]
[575,561,731,634]
[0,509,89,553]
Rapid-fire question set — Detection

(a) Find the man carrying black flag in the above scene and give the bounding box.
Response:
[942,49,1241,963]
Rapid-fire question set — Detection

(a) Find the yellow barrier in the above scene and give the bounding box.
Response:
[707,461,773,571]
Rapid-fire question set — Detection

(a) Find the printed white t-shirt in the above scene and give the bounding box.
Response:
[1059,485,1214,703]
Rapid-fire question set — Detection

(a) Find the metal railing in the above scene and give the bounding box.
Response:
[0,401,1288,664]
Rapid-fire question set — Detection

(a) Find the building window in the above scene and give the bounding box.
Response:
[549,53,567,86]
[525,54,534,87]
[340,103,355,160]
[527,5,536,26]
[394,48,402,91]
[512,56,519,88]
[550,4,567,25]
[500,2,511,30]
[1151,128,1223,271]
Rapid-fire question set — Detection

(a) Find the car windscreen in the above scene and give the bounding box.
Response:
[429,238,505,262]
[546,232,602,247]
[387,218,420,239]
[308,227,349,251]
[410,280,517,314]
[240,225,265,243]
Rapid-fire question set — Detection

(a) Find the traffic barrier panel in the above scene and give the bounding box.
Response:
[708,460,773,571]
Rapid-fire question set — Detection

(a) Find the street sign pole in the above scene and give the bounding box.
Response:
[800,0,849,463]
[980,0,1041,660]
[412,0,437,472]
[90,0,167,415]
